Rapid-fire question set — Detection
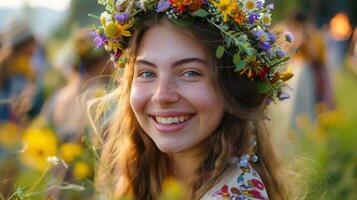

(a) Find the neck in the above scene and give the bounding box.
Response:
[170,146,203,191]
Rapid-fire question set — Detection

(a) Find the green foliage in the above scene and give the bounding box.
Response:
[295,70,357,200]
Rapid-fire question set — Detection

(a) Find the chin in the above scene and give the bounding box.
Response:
[155,141,185,154]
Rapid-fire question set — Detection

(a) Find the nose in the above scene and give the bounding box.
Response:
[152,78,180,105]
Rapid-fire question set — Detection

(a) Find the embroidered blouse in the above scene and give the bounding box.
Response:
[201,163,269,200]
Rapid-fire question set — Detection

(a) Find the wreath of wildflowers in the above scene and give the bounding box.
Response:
[91,0,294,101]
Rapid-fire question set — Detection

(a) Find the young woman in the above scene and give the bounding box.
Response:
[90,0,295,199]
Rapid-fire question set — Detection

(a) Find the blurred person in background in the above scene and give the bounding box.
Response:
[38,28,112,200]
[41,28,112,143]
[0,19,47,198]
[0,19,45,124]
[284,11,336,133]
[347,28,357,73]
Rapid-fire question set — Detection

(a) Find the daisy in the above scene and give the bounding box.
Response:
[261,13,272,26]
[242,0,258,12]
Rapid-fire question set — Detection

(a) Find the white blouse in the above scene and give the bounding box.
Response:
[201,163,269,200]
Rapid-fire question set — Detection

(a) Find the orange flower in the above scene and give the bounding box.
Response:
[232,6,246,25]
[170,0,204,13]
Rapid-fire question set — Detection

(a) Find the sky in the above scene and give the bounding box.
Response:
[0,0,71,11]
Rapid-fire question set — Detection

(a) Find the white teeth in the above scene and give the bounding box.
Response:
[155,115,190,125]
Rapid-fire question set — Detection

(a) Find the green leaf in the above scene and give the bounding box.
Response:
[191,9,209,17]
[244,48,254,59]
[225,37,232,48]
[216,45,225,59]
[233,53,241,65]
[257,81,271,93]
[234,60,247,71]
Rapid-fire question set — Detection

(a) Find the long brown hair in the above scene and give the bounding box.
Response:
[93,15,293,200]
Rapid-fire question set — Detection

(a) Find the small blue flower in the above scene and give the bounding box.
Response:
[285,31,294,43]
[256,1,264,9]
[255,30,269,43]
[91,31,107,48]
[248,13,260,24]
[268,31,277,43]
[115,13,129,22]
[156,0,171,12]
[259,42,272,51]
[275,49,286,58]
[266,3,274,10]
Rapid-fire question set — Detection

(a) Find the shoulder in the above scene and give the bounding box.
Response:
[201,163,269,200]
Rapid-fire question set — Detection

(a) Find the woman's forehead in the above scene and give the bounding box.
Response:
[135,23,207,62]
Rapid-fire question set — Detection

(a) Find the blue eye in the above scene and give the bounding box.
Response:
[183,71,201,77]
[139,71,156,78]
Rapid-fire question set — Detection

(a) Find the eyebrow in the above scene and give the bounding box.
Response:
[135,57,207,68]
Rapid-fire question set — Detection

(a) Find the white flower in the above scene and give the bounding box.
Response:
[100,11,112,25]
[261,13,272,26]
[47,156,59,166]
[242,0,258,12]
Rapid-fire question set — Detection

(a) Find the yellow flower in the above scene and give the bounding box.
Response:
[280,65,294,81]
[73,161,92,179]
[211,0,235,22]
[20,128,58,171]
[105,22,132,38]
[0,122,22,150]
[60,143,83,163]
[160,177,185,200]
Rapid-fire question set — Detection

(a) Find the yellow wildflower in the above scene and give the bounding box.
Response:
[210,0,235,22]
[280,65,294,81]
[20,128,58,171]
[60,143,83,163]
[105,22,132,38]
[73,161,92,179]
[160,177,185,200]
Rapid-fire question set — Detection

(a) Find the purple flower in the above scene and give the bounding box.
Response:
[257,1,264,10]
[258,42,272,51]
[275,49,286,58]
[268,31,277,43]
[248,13,260,24]
[278,92,290,101]
[156,0,171,12]
[285,31,294,43]
[255,30,269,43]
[91,31,107,48]
[266,4,274,10]
[115,13,129,22]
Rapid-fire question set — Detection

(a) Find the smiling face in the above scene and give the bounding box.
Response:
[129,21,225,154]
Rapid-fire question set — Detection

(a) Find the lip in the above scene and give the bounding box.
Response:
[149,112,195,133]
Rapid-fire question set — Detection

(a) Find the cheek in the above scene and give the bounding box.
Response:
[130,83,149,114]
[181,83,223,110]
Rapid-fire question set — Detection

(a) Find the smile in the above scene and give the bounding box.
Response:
[154,115,191,125]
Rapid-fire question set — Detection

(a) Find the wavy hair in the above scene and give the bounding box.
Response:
[92,15,294,200]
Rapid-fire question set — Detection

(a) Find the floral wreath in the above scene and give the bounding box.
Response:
[91,0,294,101]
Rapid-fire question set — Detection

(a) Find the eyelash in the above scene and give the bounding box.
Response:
[182,70,201,77]
[137,69,202,79]
[138,71,156,79]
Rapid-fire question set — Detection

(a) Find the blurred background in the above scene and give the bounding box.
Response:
[0,0,356,199]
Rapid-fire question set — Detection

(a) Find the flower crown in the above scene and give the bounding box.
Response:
[92,0,294,101]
